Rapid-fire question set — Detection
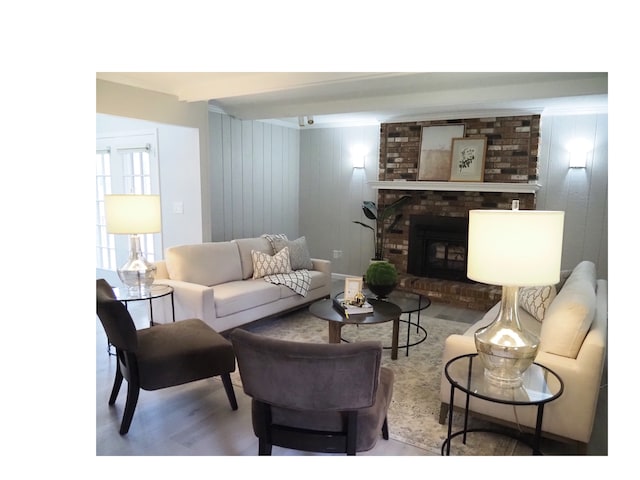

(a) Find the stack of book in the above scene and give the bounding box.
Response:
[332,298,374,316]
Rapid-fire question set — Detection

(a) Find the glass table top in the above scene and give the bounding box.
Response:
[444,354,563,406]
[112,284,173,302]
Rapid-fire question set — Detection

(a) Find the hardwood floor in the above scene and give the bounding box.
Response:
[95,281,607,457]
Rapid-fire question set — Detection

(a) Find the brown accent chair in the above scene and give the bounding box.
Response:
[230,328,394,455]
[96,279,238,434]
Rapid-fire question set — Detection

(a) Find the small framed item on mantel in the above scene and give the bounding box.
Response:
[449,137,487,182]
[344,277,363,302]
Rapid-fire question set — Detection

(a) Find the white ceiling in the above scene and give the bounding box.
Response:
[96,72,608,127]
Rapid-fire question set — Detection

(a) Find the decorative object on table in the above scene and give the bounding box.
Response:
[365,261,398,299]
[344,276,364,303]
[353,195,411,260]
[449,137,487,182]
[352,291,367,307]
[467,202,564,387]
[104,194,161,297]
[418,124,465,180]
[333,297,374,316]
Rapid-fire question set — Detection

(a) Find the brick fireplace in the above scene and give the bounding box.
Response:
[376,115,540,311]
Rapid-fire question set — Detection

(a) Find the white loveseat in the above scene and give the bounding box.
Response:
[438,260,607,451]
[153,236,331,333]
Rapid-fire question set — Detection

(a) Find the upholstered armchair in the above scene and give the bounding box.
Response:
[96,279,238,434]
[230,328,394,455]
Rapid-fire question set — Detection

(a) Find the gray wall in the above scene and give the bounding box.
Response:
[299,125,381,274]
[209,112,300,241]
[537,113,608,278]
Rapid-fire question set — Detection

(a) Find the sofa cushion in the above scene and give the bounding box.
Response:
[213,280,281,317]
[165,242,242,286]
[233,237,273,279]
[519,285,557,322]
[539,261,597,358]
[272,236,314,270]
[252,247,292,279]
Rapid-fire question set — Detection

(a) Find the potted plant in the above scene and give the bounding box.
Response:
[353,195,411,260]
[365,261,398,299]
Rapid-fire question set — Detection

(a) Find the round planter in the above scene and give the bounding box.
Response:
[367,282,397,299]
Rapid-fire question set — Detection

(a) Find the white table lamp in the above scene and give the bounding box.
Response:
[467,206,564,387]
[105,194,161,297]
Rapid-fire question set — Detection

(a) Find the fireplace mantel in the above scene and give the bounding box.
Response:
[369,181,540,194]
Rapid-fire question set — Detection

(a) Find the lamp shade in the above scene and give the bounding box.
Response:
[105,194,161,234]
[467,209,564,287]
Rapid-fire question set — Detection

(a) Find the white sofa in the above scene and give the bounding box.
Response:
[438,260,607,451]
[153,236,331,333]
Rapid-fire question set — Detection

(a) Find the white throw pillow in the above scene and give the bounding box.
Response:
[519,285,557,322]
[251,247,292,279]
[539,261,597,358]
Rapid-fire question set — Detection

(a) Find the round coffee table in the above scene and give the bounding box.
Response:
[335,289,430,357]
[308,298,402,359]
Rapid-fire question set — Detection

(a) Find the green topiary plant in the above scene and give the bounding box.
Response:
[365,261,398,299]
[365,261,398,285]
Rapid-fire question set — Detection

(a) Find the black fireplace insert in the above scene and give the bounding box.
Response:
[407,215,470,282]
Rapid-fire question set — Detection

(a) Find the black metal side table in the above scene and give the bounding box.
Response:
[377,289,430,356]
[442,353,563,455]
[113,284,175,326]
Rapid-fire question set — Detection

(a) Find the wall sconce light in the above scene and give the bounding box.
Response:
[352,155,365,169]
[570,152,587,169]
[568,138,590,169]
[351,145,366,169]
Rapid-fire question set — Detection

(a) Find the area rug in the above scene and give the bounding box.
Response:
[233,308,519,456]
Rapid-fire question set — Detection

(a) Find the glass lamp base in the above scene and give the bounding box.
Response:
[474,285,539,389]
[118,235,157,297]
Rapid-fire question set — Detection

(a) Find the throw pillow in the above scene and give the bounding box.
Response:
[261,233,288,254]
[252,247,292,279]
[519,285,557,322]
[539,261,597,359]
[272,236,314,270]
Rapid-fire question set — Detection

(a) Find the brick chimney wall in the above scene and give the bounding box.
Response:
[377,115,541,310]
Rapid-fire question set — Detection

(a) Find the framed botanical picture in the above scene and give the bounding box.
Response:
[418,125,465,180]
[449,137,487,182]
[344,277,363,302]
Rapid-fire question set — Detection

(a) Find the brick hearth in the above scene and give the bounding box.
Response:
[377,115,540,311]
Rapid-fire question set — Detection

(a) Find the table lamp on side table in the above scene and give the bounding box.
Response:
[104,194,161,297]
[467,203,564,388]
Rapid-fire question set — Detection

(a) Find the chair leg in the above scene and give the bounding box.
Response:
[220,373,238,410]
[119,380,140,435]
[108,364,124,405]
[346,411,358,455]
[382,416,389,440]
[258,438,273,455]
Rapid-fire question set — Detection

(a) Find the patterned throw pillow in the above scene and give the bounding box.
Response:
[519,285,557,322]
[272,236,314,270]
[251,247,292,279]
[262,233,288,253]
